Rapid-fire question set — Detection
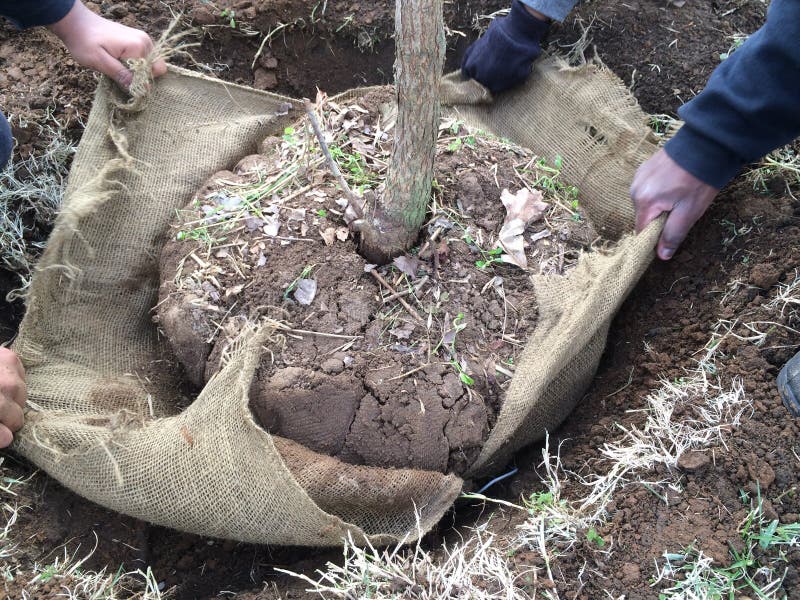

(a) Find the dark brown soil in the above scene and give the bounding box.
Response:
[155,88,594,475]
[2,0,800,598]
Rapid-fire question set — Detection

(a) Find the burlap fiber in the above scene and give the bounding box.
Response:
[11,57,661,545]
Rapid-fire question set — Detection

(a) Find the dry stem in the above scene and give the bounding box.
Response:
[303,99,364,221]
[369,269,424,323]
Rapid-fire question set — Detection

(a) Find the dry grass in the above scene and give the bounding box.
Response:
[0,114,75,298]
[1,457,168,598]
[278,525,534,600]
[746,140,800,195]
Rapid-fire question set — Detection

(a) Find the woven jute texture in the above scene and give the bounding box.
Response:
[11,58,661,545]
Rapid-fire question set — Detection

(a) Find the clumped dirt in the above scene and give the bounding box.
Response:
[3,0,800,598]
[156,88,595,474]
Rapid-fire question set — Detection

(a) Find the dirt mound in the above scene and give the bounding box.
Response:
[155,88,596,474]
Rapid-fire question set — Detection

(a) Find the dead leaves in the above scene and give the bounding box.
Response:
[393,255,421,278]
[498,188,548,269]
[294,279,317,305]
[320,226,350,246]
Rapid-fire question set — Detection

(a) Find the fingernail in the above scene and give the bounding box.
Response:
[661,248,675,260]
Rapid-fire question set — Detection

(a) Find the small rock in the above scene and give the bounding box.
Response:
[29,95,49,109]
[7,66,24,81]
[677,450,711,473]
[253,68,278,90]
[749,263,781,289]
[106,3,128,18]
[761,499,779,522]
[747,459,776,489]
[321,358,345,375]
[191,5,217,25]
[439,373,464,407]
[258,136,282,155]
[258,53,279,69]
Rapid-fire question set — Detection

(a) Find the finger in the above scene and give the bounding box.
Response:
[113,31,154,61]
[0,400,23,433]
[657,199,702,260]
[151,57,168,78]
[631,183,667,233]
[0,365,26,410]
[94,49,134,88]
[0,347,24,379]
[0,424,12,449]
[634,199,667,233]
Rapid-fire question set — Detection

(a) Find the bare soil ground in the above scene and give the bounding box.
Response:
[2,0,799,599]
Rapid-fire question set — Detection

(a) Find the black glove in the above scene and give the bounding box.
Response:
[461,0,549,94]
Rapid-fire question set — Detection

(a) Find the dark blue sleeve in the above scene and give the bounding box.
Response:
[664,0,800,189]
[0,0,75,29]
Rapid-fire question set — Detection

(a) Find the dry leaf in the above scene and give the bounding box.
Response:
[335,227,349,241]
[294,279,317,305]
[393,255,421,278]
[531,229,551,243]
[225,284,244,298]
[389,322,415,339]
[263,216,281,237]
[244,216,263,232]
[320,227,336,246]
[498,188,548,269]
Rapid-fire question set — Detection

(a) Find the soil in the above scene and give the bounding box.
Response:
[155,88,595,474]
[2,0,799,599]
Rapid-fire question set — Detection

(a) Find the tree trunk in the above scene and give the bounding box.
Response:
[359,0,445,265]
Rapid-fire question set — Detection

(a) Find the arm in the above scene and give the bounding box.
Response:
[0,0,75,28]
[632,0,800,259]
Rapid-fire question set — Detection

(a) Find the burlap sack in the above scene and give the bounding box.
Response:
[11,57,661,545]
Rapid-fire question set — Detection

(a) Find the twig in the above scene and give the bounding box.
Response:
[285,327,360,340]
[382,287,412,303]
[303,99,364,220]
[418,226,444,258]
[605,366,635,399]
[381,275,429,303]
[387,363,432,381]
[369,269,424,323]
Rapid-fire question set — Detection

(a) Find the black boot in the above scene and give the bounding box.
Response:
[777,350,800,416]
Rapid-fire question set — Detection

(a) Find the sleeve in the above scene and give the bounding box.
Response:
[0,0,76,29]
[664,0,800,189]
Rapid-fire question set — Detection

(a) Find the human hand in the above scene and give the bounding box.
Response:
[461,0,549,95]
[0,348,26,449]
[630,149,719,260]
[48,0,167,89]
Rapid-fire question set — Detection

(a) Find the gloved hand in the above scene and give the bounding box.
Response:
[461,0,550,94]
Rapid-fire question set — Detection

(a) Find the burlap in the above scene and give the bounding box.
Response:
[11,57,661,545]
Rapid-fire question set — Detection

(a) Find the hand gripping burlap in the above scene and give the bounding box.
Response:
[10,58,661,546]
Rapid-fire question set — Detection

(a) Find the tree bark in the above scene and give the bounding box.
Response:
[359,0,445,265]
